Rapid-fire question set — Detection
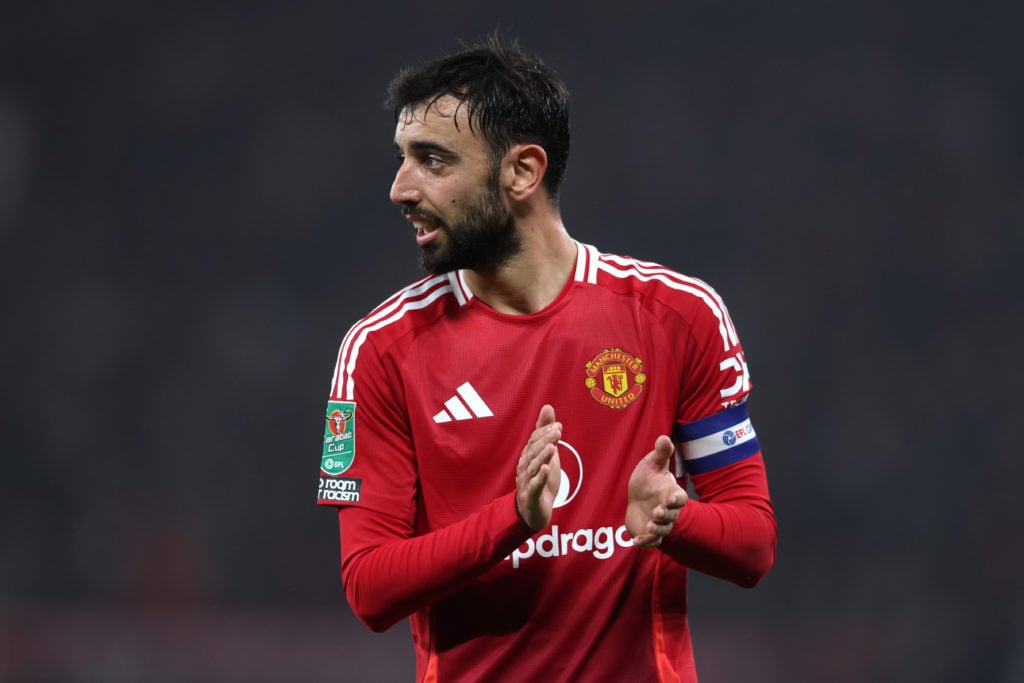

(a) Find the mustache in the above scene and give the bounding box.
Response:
[401,205,446,228]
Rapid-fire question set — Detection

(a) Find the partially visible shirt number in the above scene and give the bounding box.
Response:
[719,352,750,400]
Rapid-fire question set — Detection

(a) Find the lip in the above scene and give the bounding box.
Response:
[415,224,440,246]
[405,213,442,246]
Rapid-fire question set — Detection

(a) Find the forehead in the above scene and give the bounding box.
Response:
[394,95,484,149]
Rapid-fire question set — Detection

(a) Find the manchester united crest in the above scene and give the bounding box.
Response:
[584,348,646,409]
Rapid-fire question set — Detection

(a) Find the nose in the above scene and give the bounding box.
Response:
[389,161,420,206]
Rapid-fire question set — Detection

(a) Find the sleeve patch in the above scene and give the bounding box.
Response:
[322,400,356,475]
[318,401,361,506]
[672,403,760,475]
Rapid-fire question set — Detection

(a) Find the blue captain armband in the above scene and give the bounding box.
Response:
[672,403,761,475]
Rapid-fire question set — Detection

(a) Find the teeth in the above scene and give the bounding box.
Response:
[413,221,427,231]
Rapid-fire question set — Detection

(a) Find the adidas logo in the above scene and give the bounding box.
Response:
[433,382,494,423]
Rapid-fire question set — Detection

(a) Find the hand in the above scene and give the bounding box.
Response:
[515,404,562,531]
[625,435,688,548]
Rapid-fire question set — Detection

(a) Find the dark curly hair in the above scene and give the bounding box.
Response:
[386,37,571,204]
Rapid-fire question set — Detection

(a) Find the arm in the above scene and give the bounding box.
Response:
[339,405,562,632]
[626,278,776,586]
[662,453,776,587]
[625,405,776,587]
[340,492,531,632]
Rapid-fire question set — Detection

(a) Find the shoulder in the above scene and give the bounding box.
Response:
[355,272,463,330]
[330,273,465,399]
[588,247,711,298]
[580,243,739,348]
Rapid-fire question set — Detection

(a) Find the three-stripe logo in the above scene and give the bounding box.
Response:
[433,382,493,423]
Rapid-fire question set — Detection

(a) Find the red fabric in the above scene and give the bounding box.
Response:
[339,456,776,632]
[320,244,777,682]
[666,453,777,587]
[339,492,531,632]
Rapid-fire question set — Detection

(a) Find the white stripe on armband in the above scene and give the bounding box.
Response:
[673,403,761,475]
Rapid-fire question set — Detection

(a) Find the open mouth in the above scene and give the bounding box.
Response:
[411,218,442,246]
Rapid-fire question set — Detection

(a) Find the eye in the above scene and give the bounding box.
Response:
[423,155,444,169]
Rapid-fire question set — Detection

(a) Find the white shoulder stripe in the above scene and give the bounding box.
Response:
[336,283,453,400]
[447,271,467,306]
[573,241,587,281]
[596,258,737,351]
[585,244,600,283]
[331,275,451,399]
[600,253,738,345]
[572,241,601,284]
[455,270,475,303]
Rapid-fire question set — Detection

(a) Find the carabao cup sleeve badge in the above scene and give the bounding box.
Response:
[322,401,356,474]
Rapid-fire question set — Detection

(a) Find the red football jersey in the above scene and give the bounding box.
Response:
[317,243,775,682]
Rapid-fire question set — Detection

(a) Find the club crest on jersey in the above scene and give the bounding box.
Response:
[584,348,646,409]
[322,401,356,475]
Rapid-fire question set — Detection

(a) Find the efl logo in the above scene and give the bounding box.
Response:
[723,422,752,446]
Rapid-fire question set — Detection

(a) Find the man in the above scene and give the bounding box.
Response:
[317,39,776,682]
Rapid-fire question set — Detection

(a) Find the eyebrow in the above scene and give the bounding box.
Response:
[396,139,460,159]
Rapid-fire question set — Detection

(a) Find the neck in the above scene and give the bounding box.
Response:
[463,216,577,315]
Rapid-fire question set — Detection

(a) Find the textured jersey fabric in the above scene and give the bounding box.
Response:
[317,242,776,682]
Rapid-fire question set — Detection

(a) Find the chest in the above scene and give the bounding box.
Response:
[397,300,687,528]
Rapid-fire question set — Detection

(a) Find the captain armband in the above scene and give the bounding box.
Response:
[672,403,761,475]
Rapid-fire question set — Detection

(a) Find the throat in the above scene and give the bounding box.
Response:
[464,254,576,315]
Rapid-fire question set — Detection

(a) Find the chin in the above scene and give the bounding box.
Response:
[419,246,451,275]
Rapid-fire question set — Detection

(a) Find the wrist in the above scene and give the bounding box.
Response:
[514,496,533,530]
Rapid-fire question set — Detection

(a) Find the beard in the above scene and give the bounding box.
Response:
[416,171,521,275]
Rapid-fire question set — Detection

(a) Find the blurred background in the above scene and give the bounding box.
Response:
[2,1,1021,681]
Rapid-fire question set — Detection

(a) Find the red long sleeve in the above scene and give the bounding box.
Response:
[338,491,534,632]
[662,453,777,587]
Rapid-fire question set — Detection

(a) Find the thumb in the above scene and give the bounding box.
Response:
[650,435,675,471]
[536,404,556,429]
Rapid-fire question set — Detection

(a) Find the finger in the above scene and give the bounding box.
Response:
[651,506,681,524]
[522,421,562,455]
[649,434,675,471]
[520,428,561,471]
[527,464,551,497]
[632,534,662,548]
[666,491,688,509]
[521,430,562,478]
[535,404,556,429]
[522,444,556,478]
[647,519,675,536]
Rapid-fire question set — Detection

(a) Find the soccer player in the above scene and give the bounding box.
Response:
[317,38,777,682]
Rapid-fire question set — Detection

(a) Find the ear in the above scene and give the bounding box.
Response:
[503,144,548,202]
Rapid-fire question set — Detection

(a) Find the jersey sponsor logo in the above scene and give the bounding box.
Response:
[503,439,629,568]
[318,476,362,502]
[584,348,646,409]
[432,381,494,423]
[553,440,583,509]
[322,401,356,474]
[506,524,634,568]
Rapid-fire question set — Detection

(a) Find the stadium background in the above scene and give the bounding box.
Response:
[2,2,1021,681]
